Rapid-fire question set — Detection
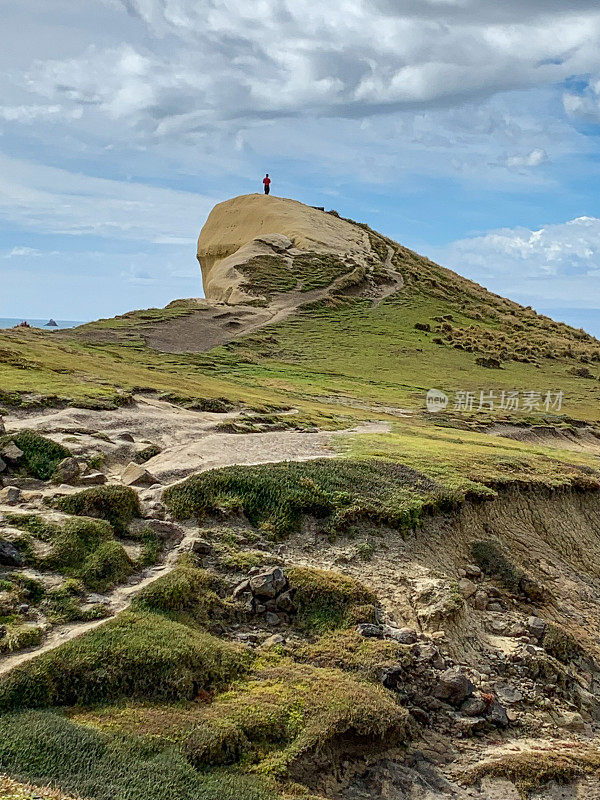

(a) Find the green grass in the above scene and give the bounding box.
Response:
[133,557,238,627]
[0,611,252,710]
[6,514,132,592]
[71,658,408,780]
[287,566,377,632]
[1,431,70,481]
[54,486,141,536]
[0,711,277,800]
[164,458,455,539]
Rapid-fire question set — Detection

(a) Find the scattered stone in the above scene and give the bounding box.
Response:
[0,456,6,474]
[249,567,287,599]
[473,590,488,611]
[275,590,296,613]
[1,443,23,464]
[140,519,183,542]
[191,538,212,555]
[0,539,23,567]
[458,578,477,598]
[527,616,547,642]
[487,701,509,728]
[465,564,482,578]
[460,696,487,717]
[0,486,21,505]
[78,471,107,486]
[0,625,6,639]
[495,683,523,705]
[455,716,486,736]
[232,579,251,599]
[121,461,156,487]
[433,668,474,706]
[356,623,384,638]
[118,432,135,442]
[487,601,504,613]
[0,416,4,435]
[238,592,254,613]
[52,456,81,484]
[17,603,29,615]
[255,603,266,614]
[384,626,418,644]
[262,634,285,648]
[265,611,281,626]
[381,666,404,689]
[551,710,586,731]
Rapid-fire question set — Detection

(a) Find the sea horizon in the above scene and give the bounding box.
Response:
[0,317,86,330]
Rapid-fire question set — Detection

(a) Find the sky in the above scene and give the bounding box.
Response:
[1,1,600,333]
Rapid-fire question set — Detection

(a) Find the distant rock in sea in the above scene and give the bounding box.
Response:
[45,319,58,327]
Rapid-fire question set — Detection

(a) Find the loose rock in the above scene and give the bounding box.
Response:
[433,668,474,706]
[121,461,156,487]
[1,443,23,464]
[384,626,418,644]
[0,486,21,505]
[52,456,81,484]
[356,623,384,638]
[249,567,287,599]
[0,539,23,567]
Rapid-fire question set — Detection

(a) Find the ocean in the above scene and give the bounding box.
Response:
[0,318,86,330]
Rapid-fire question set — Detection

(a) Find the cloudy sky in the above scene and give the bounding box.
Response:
[2,1,600,331]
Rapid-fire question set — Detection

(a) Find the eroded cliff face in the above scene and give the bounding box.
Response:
[196,193,371,303]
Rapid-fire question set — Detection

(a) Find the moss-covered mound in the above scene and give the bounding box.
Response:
[0,611,252,709]
[164,458,446,538]
[1,431,70,481]
[7,514,133,592]
[54,486,141,535]
[133,557,238,627]
[287,566,377,631]
[183,659,408,777]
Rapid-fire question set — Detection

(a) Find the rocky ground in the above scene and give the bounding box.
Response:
[3,398,600,799]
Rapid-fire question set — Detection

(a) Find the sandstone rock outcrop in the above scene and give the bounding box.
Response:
[197,193,370,303]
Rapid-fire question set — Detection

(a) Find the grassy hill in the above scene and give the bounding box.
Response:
[3,197,600,800]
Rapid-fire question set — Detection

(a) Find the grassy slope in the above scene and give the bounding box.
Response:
[2,221,600,420]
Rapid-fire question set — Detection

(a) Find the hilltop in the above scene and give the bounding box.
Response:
[2,196,600,799]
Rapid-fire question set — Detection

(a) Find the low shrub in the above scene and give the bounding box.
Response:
[287,566,378,631]
[0,611,252,709]
[2,431,70,481]
[0,624,45,655]
[80,541,134,592]
[164,459,444,539]
[41,581,108,625]
[544,623,587,665]
[0,711,276,800]
[54,486,141,535]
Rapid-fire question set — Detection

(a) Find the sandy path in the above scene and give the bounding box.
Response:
[372,245,404,307]
[0,524,200,676]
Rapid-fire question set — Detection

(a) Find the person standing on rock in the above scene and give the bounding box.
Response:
[263,174,271,195]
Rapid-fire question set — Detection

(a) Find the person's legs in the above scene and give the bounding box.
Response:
[264,185,270,195]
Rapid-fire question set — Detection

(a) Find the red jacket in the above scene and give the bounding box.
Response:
[263,177,271,185]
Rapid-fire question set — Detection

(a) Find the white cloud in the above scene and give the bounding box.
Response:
[4,246,45,258]
[15,1,600,130]
[438,216,600,306]
[505,148,549,168]
[0,153,217,241]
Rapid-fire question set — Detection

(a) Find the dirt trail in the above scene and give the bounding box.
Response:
[143,264,368,354]
[372,245,404,307]
[0,523,200,676]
